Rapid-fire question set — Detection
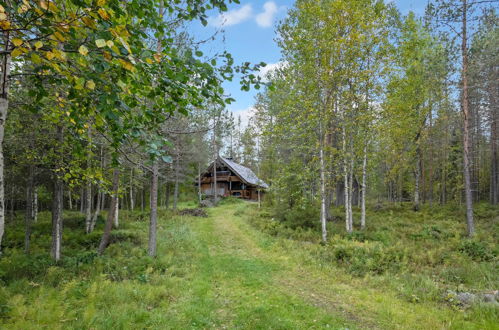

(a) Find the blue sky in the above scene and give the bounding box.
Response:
[187,1,426,125]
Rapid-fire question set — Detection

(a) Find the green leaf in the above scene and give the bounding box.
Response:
[95,39,106,48]
[161,155,173,163]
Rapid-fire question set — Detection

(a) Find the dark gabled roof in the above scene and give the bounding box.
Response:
[220,157,269,189]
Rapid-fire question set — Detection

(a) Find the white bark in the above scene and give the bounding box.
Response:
[148,162,159,256]
[0,31,11,255]
[361,142,367,230]
[113,197,119,228]
[33,187,38,223]
[319,122,327,242]
[342,124,352,233]
[130,168,134,211]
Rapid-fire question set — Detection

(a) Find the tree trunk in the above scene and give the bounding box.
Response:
[490,93,498,204]
[80,188,84,213]
[141,187,145,211]
[0,30,11,255]
[342,124,352,233]
[461,0,475,237]
[98,168,120,255]
[148,162,159,256]
[25,164,35,253]
[113,197,119,228]
[130,168,134,210]
[414,146,421,211]
[361,142,368,230]
[173,154,179,211]
[33,187,38,223]
[90,191,102,232]
[51,126,64,261]
[198,162,202,204]
[84,183,92,233]
[319,119,327,242]
[165,182,170,209]
[68,190,73,210]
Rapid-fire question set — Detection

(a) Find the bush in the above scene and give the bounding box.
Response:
[318,240,408,276]
[458,240,495,262]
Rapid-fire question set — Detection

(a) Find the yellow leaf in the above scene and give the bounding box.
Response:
[18,5,29,14]
[81,16,96,29]
[54,49,66,60]
[12,38,23,47]
[95,39,106,48]
[31,53,42,64]
[11,48,23,58]
[0,5,4,13]
[79,45,89,56]
[0,13,7,21]
[46,51,55,60]
[97,8,109,20]
[97,0,106,6]
[106,40,114,48]
[40,1,48,10]
[103,51,112,61]
[0,21,10,29]
[146,58,153,64]
[118,37,131,54]
[34,41,43,50]
[119,59,134,71]
[53,31,65,42]
[86,80,95,90]
[154,53,161,63]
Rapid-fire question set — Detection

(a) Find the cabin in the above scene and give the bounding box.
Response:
[197,157,268,200]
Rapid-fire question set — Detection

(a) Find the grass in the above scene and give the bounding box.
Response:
[0,200,497,329]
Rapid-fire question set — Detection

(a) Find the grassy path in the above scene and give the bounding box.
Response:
[176,203,494,330]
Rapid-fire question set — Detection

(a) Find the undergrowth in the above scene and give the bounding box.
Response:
[244,201,498,307]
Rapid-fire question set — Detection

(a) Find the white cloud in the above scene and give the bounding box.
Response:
[209,4,253,27]
[258,60,288,82]
[255,1,278,28]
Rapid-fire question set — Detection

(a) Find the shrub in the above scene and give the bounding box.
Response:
[318,241,408,276]
[458,240,495,262]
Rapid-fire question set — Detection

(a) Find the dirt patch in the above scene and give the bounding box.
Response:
[178,208,208,217]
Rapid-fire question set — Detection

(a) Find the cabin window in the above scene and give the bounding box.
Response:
[231,182,243,190]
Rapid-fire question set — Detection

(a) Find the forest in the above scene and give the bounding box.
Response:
[0,0,498,328]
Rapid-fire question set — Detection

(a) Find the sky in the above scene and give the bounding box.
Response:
[187,1,427,126]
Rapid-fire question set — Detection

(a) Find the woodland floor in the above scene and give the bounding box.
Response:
[0,200,497,329]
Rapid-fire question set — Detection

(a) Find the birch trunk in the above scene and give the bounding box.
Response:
[90,191,102,232]
[68,190,73,210]
[319,121,327,242]
[414,146,421,211]
[342,124,351,233]
[148,162,159,256]
[113,198,119,228]
[51,126,64,261]
[461,0,474,236]
[348,140,354,230]
[33,187,38,223]
[98,168,120,255]
[198,162,202,204]
[490,91,498,204]
[84,182,92,233]
[130,168,134,210]
[51,176,63,261]
[361,142,368,230]
[0,30,11,255]
[173,153,179,211]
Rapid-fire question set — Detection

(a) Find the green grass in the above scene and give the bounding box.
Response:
[0,201,497,329]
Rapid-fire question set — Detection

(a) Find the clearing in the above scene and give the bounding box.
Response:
[0,201,496,329]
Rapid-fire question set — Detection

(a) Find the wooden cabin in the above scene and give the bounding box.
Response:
[197,157,268,200]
